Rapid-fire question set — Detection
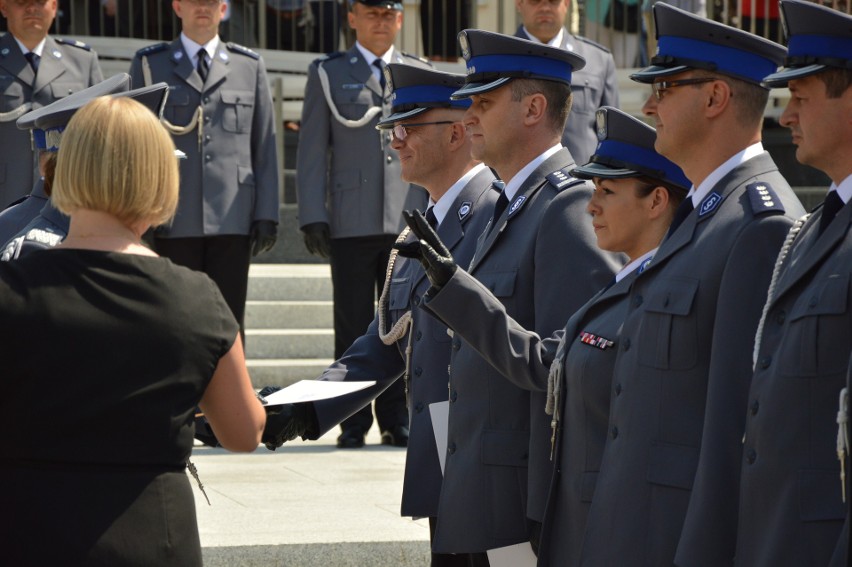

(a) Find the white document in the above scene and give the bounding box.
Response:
[429,401,450,474]
[486,542,537,566]
[261,380,376,406]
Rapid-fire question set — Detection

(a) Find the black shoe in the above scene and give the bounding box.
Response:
[336,426,365,449]
[381,425,409,447]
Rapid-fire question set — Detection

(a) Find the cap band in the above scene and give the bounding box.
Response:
[786,34,852,67]
[593,139,690,188]
[391,85,471,109]
[466,53,572,84]
[656,35,779,82]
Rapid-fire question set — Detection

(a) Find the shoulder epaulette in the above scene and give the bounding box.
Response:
[401,51,432,66]
[746,181,786,216]
[136,42,169,57]
[546,168,585,192]
[317,51,344,63]
[575,34,611,54]
[55,37,92,51]
[2,195,28,210]
[226,42,259,59]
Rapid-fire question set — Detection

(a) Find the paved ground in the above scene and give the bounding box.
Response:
[193,427,431,566]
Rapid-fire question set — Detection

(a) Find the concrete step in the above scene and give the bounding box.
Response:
[245,300,333,329]
[245,329,334,360]
[202,542,429,566]
[247,263,332,301]
[247,358,334,388]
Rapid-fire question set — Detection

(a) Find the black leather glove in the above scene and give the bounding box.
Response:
[394,209,457,290]
[250,220,278,257]
[301,222,331,258]
[258,387,318,451]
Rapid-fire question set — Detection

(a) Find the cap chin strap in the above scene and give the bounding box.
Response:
[317,60,383,128]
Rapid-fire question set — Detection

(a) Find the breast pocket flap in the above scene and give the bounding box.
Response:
[477,270,517,298]
[644,278,699,316]
[388,277,412,311]
[789,274,849,322]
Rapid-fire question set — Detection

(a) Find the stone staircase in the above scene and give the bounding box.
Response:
[244,263,335,389]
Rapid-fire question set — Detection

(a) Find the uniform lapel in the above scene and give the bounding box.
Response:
[469,149,572,273]
[171,39,203,93]
[772,202,852,304]
[0,35,35,90]
[32,37,64,96]
[347,45,383,100]
[202,44,230,92]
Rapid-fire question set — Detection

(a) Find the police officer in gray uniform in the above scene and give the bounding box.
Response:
[397,30,621,556]
[129,0,280,335]
[0,176,48,247]
[576,4,804,565]
[296,0,431,448]
[737,2,852,565]
[1,74,170,261]
[0,0,103,208]
[262,65,500,567]
[514,0,619,165]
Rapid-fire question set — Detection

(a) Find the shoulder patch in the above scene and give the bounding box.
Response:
[746,181,786,216]
[226,42,259,59]
[136,42,169,57]
[55,37,92,51]
[546,168,584,192]
[401,51,432,66]
[318,51,344,63]
[575,34,611,54]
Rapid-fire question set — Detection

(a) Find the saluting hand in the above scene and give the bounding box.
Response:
[394,209,457,291]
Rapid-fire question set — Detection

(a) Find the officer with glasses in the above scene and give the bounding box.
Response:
[0,0,103,209]
[574,3,804,565]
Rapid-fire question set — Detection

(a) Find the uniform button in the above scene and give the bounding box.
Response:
[633,295,643,308]
[809,296,818,308]
[204,135,211,142]
[204,115,211,123]
[415,402,424,413]
[776,310,786,324]
[415,330,422,341]
[759,356,771,369]
[447,443,456,455]
[386,155,392,163]
[203,96,210,103]
[452,340,461,351]
[750,400,759,415]
[414,367,422,376]
[614,383,622,395]
[450,391,458,402]
[412,296,421,306]
[622,338,631,351]
[205,154,212,162]
[746,449,756,464]
[611,426,619,439]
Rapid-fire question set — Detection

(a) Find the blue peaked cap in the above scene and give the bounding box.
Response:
[451,29,585,100]
[631,2,786,86]
[571,107,690,191]
[377,65,469,127]
[763,0,852,87]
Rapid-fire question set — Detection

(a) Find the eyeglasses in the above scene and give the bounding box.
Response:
[523,0,564,6]
[391,121,454,142]
[651,78,716,101]
[181,0,222,6]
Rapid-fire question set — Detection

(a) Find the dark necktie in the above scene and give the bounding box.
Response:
[492,191,509,226]
[197,49,209,82]
[818,191,844,236]
[373,59,386,90]
[665,198,694,240]
[425,207,438,230]
[24,52,40,73]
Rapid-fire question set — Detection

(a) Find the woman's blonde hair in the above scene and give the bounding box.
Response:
[53,96,179,227]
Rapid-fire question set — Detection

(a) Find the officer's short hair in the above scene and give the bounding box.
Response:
[817,69,852,99]
[690,71,769,127]
[53,96,179,227]
[509,78,573,135]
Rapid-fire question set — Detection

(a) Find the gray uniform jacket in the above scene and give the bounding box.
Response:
[579,153,804,567]
[514,27,619,165]
[0,178,47,247]
[295,46,431,239]
[0,34,102,208]
[423,262,636,565]
[422,147,620,553]
[736,199,852,567]
[129,39,279,237]
[1,197,68,261]
[308,168,499,519]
